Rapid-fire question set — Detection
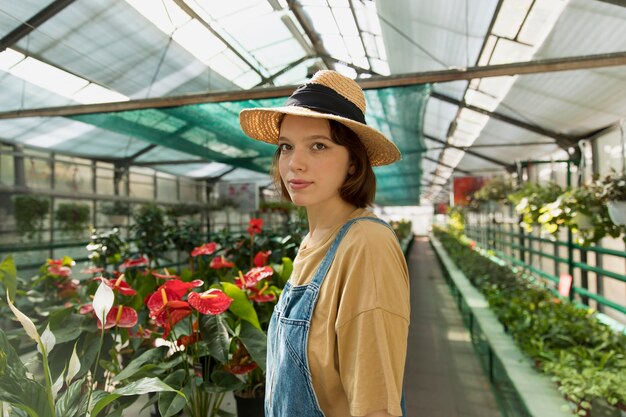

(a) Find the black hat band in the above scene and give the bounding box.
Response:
[284,83,366,125]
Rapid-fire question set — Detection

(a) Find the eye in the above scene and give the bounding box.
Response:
[312,142,327,151]
[278,143,292,152]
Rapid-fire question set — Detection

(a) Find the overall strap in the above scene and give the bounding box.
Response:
[309,217,392,288]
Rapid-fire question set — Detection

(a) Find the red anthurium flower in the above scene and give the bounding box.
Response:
[55,279,79,298]
[191,242,217,257]
[210,256,235,269]
[188,289,233,315]
[98,305,138,329]
[81,266,104,274]
[152,298,193,339]
[129,326,153,339]
[79,304,94,315]
[177,332,201,347]
[246,218,263,236]
[253,250,272,267]
[235,266,274,289]
[94,275,137,296]
[121,255,149,269]
[225,342,258,375]
[146,279,205,312]
[249,283,276,303]
[47,259,63,266]
[152,268,180,280]
[48,265,72,277]
[469,240,476,250]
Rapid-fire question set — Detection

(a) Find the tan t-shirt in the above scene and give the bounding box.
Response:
[290,208,410,417]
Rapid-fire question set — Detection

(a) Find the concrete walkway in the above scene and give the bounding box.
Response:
[403,237,502,417]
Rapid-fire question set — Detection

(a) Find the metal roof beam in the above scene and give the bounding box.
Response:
[0,0,76,52]
[2,51,626,119]
[595,0,626,7]
[424,134,513,169]
[287,0,334,71]
[430,91,577,149]
[172,0,270,85]
[423,155,472,175]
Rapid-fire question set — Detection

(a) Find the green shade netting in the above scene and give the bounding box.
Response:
[70,84,431,206]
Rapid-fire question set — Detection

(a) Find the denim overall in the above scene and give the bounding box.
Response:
[265,217,407,417]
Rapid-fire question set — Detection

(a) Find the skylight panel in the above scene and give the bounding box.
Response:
[191,0,259,20]
[478,75,517,101]
[73,83,130,104]
[253,39,307,71]
[344,36,367,58]
[489,38,535,65]
[172,19,228,64]
[518,0,569,46]
[234,71,264,89]
[0,48,25,71]
[328,0,349,7]
[492,0,533,39]
[321,34,349,60]
[332,8,359,37]
[307,7,340,34]
[10,58,89,99]
[125,0,190,34]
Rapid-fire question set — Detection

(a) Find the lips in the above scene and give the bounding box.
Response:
[288,179,312,190]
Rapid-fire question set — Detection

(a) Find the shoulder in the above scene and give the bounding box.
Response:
[340,216,401,255]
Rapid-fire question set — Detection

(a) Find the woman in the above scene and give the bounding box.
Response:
[239,70,410,417]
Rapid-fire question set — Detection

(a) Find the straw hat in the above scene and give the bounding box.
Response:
[239,70,401,166]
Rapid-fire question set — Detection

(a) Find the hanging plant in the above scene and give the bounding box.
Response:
[598,171,626,226]
[508,182,563,233]
[55,202,91,237]
[12,195,50,240]
[166,203,203,218]
[538,184,623,246]
[473,176,514,204]
[100,201,132,217]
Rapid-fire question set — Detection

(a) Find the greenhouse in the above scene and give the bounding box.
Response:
[0,0,625,416]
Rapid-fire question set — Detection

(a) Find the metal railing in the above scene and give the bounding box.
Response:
[465,215,626,318]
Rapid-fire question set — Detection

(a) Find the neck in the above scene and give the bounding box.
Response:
[306,199,358,238]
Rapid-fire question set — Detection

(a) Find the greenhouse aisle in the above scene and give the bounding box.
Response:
[403,237,502,417]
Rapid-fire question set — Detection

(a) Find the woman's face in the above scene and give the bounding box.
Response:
[278,115,354,209]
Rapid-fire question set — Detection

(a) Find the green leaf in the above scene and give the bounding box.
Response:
[209,370,245,392]
[0,255,17,300]
[278,257,293,287]
[158,370,187,417]
[54,377,87,417]
[238,321,267,371]
[0,330,51,417]
[200,313,231,363]
[221,282,260,330]
[91,377,184,417]
[113,346,167,382]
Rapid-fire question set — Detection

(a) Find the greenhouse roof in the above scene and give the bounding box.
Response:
[1,0,625,205]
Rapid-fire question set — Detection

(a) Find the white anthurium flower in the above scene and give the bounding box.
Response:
[52,371,64,400]
[66,342,81,386]
[6,292,40,343]
[92,280,114,327]
[38,324,56,355]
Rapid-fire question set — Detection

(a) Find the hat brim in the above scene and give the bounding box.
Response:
[239,106,401,166]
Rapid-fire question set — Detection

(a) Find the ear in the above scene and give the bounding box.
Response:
[348,163,356,175]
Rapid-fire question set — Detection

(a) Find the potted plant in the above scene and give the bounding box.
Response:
[598,171,626,226]
[509,182,563,233]
[538,184,622,246]
[100,201,132,226]
[131,203,171,267]
[473,176,514,212]
[166,202,203,218]
[55,202,91,238]
[12,194,50,241]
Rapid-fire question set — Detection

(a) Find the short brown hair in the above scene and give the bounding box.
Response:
[271,119,376,207]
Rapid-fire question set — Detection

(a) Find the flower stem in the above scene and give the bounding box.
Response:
[86,327,105,416]
[40,339,56,417]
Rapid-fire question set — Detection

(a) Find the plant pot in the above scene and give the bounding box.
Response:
[234,394,264,417]
[607,200,626,226]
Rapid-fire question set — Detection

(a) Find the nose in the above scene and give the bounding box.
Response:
[288,147,306,171]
